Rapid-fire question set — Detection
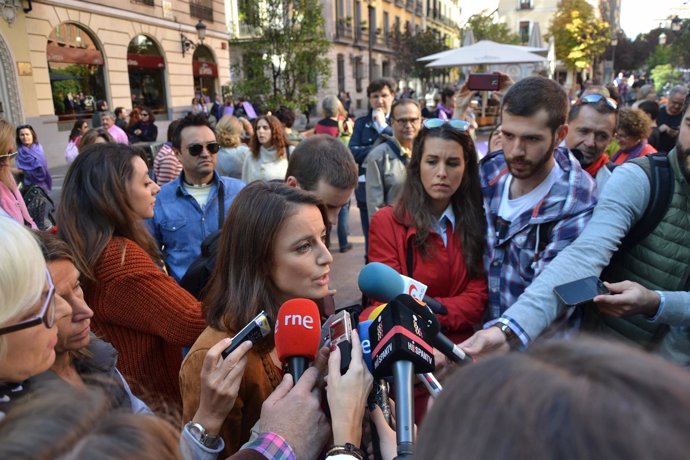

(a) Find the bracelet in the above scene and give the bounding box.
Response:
[326,443,365,459]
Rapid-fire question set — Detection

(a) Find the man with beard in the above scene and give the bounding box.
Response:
[478,76,597,332]
[461,92,690,365]
[564,94,618,195]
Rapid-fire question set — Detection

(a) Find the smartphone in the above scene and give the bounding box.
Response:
[221,310,271,359]
[329,310,353,374]
[553,276,610,307]
[467,73,500,91]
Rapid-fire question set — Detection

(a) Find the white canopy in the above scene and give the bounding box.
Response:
[423,40,547,68]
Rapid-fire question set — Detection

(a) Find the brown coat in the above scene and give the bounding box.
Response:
[85,237,206,408]
[179,326,283,457]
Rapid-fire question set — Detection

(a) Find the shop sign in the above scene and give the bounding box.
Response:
[47,45,104,65]
[193,60,218,78]
[127,54,165,69]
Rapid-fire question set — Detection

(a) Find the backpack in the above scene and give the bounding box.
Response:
[21,185,56,231]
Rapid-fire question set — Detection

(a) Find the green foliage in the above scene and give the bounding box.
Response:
[231,0,331,111]
[467,12,520,44]
[392,28,449,84]
[547,0,610,70]
[650,64,681,92]
[646,45,672,71]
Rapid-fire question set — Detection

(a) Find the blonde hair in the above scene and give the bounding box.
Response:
[215,115,243,148]
[0,217,47,358]
[0,118,17,189]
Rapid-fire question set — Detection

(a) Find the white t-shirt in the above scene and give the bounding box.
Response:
[498,162,562,223]
[183,182,213,209]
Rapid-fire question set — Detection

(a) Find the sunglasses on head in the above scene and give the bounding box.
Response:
[576,94,618,111]
[0,151,17,161]
[423,118,471,131]
[187,142,220,156]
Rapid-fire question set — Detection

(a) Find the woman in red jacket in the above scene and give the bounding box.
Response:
[368,119,488,420]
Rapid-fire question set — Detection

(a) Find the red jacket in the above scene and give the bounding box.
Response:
[366,207,487,344]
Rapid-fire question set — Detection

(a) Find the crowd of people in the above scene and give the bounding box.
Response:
[2,72,690,459]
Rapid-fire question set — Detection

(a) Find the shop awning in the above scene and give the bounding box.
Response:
[127,54,165,69]
[47,45,104,65]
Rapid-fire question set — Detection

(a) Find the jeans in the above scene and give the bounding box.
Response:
[355,182,369,256]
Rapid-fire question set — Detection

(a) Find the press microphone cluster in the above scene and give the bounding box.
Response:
[358,262,448,315]
[274,298,322,382]
[369,294,435,458]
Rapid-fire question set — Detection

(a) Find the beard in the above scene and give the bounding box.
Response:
[675,140,690,184]
[505,136,558,180]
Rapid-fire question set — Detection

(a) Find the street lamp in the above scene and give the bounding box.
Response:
[611,36,618,78]
[181,20,207,57]
[659,32,667,46]
[672,15,682,32]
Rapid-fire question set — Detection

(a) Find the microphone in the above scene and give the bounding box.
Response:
[369,294,435,457]
[274,298,321,382]
[358,262,448,315]
[394,295,471,365]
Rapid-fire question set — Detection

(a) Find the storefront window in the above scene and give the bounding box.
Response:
[128,35,168,119]
[193,45,218,104]
[47,23,106,126]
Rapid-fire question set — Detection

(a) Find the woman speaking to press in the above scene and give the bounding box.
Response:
[56,143,207,408]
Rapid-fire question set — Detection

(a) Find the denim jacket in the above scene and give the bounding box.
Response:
[147,172,244,281]
[481,147,597,323]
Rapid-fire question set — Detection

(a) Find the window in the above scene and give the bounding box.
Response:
[127,35,168,117]
[355,1,362,41]
[383,12,389,45]
[190,0,213,22]
[337,54,345,93]
[518,0,533,9]
[519,21,530,45]
[132,0,154,5]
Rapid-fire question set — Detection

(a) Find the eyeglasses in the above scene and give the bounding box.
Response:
[423,118,471,131]
[576,94,618,111]
[668,99,685,107]
[0,151,17,161]
[395,117,421,125]
[187,142,220,156]
[141,113,149,117]
[0,270,56,336]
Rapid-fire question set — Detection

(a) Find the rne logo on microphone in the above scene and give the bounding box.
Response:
[281,314,315,330]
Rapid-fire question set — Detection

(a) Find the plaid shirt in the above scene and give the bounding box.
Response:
[245,432,296,460]
[481,147,597,326]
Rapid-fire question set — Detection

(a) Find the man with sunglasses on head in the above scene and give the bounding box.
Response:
[654,85,689,154]
[471,76,597,349]
[364,98,421,223]
[147,113,244,282]
[564,93,618,195]
[462,91,690,366]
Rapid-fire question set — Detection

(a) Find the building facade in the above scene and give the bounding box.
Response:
[0,0,230,166]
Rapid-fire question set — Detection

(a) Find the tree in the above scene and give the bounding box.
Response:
[547,0,610,71]
[231,0,331,111]
[391,28,449,86]
[650,64,682,92]
[467,12,520,44]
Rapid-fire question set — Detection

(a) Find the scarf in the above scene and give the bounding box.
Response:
[584,153,610,177]
[17,143,52,191]
[610,140,656,165]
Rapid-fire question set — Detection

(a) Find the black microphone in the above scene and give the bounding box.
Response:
[369,294,435,457]
[394,295,471,365]
[358,262,448,315]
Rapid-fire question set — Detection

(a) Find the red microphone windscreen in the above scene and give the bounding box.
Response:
[274,298,322,363]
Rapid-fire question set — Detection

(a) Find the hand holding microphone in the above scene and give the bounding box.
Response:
[326,329,373,446]
[274,298,322,382]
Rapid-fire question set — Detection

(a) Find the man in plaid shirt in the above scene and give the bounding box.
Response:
[475,77,597,348]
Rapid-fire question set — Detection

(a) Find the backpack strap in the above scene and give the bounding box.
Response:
[620,154,673,250]
[217,180,225,230]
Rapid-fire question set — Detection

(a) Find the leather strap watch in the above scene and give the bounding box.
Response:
[186,421,221,449]
[493,322,521,350]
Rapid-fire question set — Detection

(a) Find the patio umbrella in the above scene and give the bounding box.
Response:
[425,40,547,68]
[528,23,544,48]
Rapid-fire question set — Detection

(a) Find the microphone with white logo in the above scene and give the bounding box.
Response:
[358,262,448,315]
[274,298,322,382]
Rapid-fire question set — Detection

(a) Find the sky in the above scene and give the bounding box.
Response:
[459,0,690,40]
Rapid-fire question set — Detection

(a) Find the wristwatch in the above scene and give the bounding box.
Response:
[186,421,221,449]
[493,322,521,350]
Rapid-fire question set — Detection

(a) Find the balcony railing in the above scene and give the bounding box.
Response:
[335,20,353,40]
[190,1,213,22]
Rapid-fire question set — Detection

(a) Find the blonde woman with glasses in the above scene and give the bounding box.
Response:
[0,119,35,228]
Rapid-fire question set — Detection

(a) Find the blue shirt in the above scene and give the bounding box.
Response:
[147,172,244,281]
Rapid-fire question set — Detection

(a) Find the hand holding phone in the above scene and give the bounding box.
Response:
[221,311,271,359]
[553,276,610,308]
[467,73,501,91]
[329,310,353,375]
